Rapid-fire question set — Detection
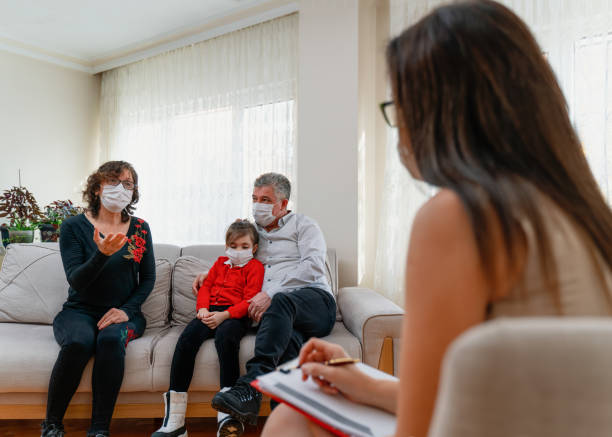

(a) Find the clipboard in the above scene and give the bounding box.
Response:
[251,379,350,437]
[251,361,397,437]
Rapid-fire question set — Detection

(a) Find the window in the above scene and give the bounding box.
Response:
[99,14,298,245]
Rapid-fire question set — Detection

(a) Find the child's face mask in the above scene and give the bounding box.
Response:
[225,248,253,266]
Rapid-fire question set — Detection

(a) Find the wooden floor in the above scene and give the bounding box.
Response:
[0,417,266,436]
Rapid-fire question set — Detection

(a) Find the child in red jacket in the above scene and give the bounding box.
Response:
[153,220,264,437]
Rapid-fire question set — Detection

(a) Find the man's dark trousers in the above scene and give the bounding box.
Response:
[239,286,336,383]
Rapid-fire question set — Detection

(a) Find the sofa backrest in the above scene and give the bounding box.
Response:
[154,243,181,264]
[180,244,338,296]
[0,242,339,326]
[0,242,175,327]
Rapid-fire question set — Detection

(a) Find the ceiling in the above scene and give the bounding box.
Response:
[0,0,294,73]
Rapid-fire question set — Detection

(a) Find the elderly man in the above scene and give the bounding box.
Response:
[198,172,336,430]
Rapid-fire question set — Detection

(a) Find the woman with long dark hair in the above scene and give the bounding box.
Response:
[41,161,155,437]
[261,1,612,436]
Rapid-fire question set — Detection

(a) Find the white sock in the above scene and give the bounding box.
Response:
[217,387,231,423]
[217,410,229,422]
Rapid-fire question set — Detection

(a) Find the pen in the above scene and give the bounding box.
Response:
[278,357,360,374]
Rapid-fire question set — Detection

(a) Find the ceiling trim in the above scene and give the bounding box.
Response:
[92,2,298,74]
[0,1,298,75]
[0,37,94,73]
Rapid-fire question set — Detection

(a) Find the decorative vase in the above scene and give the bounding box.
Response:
[39,224,60,242]
[8,230,35,244]
[0,227,8,247]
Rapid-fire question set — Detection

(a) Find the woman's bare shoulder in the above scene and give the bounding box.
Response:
[410,188,520,300]
[412,189,472,241]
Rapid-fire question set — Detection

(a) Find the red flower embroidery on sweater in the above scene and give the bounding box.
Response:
[124,220,147,263]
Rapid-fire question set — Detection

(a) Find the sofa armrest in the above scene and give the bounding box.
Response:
[338,287,403,374]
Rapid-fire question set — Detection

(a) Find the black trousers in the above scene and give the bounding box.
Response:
[169,305,251,391]
[239,287,336,384]
[46,307,145,433]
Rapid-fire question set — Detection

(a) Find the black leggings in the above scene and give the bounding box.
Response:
[46,307,144,434]
[169,305,251,391]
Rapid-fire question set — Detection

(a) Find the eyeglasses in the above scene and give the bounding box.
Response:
[107,178,135,190]
[379,100,397,127]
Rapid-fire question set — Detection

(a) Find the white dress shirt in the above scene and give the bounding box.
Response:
[255,211,332,298]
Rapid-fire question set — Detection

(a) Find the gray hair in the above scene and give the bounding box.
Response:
[253,173,291,201]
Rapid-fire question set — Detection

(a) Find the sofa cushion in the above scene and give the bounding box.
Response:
[0,323,165,393]
[141,259,172,328]
[151,321,361,391]
[0,323,62,392]
[171,256,213,326]
[0,243,67,324]
[321,321,362,360]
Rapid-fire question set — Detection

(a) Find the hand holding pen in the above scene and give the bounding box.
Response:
[279,357,360,374]
[297,338,374,403]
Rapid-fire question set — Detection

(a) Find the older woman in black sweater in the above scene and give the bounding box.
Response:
[41,161,155,437]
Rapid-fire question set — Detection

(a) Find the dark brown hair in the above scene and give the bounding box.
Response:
[83,161,139,223]
[225,220,259,248]
[387,0,612,302]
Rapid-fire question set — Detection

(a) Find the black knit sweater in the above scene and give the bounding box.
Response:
[59,213,155,320]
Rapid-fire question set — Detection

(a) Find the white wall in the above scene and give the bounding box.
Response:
[298,0,360,288]
[0,51,100,212]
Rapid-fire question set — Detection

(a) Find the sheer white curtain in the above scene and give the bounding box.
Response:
[373,0,444,306]
[497,0,612,202]
[99,14,298,245]
[375,0,612,306]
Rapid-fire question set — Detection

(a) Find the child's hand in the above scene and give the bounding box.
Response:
[197,308,209,321]
[203,311,230,329]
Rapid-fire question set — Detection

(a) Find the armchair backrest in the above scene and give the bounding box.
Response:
[429,318,612,437]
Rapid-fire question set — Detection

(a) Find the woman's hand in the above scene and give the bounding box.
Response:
[197,308,210,321]
[192,273,208,296]
[202,311,230,329]
[301,360,374,404]
[97,308,129,330]
[298,337,350,365]
[93,227,128,256]
[298,338,375,405]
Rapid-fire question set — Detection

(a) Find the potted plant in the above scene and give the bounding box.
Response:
[0,224,8,248]
[39,200,84,242]
[0,186,42,244]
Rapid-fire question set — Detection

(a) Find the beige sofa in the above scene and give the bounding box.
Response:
[0,242,403,420]
[429,317,612,437]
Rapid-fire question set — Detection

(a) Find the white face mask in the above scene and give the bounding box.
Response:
[252,202,277,227]
[100,183,133,213]
[225,248,253,266]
